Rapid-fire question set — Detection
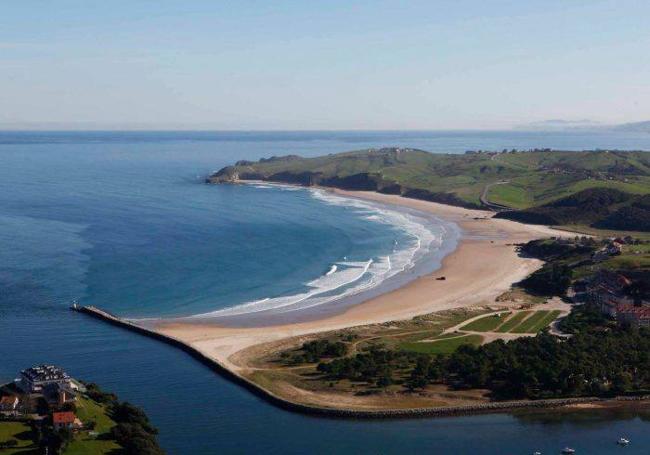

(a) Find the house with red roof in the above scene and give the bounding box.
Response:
[0,395,19,412]
[52,411,82,430]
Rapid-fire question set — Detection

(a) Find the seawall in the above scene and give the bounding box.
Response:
[73,305,649,419]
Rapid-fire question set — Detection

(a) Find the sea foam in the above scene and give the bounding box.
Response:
[188,187,447,318]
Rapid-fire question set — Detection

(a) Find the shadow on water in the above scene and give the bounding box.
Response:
[512,404,650,427]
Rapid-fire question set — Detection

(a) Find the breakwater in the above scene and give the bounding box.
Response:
[74,305,649,419]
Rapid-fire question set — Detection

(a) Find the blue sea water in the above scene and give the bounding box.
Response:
[1,130,650,454]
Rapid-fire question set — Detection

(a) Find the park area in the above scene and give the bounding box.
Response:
[398,309,565,355]
[460,310,563,334]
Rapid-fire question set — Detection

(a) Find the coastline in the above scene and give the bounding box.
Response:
[173,183,462,326]
[76,305,650,418]
[151,189,571,373]
[77,187,648,416]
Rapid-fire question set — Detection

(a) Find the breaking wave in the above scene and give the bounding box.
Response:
[187,187,448,318]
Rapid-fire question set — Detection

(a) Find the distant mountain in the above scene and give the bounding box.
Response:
[515,119,650,133]
[613,121,650,133]
[515,119,602,131]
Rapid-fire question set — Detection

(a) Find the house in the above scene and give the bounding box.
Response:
[18,365,71,394]
[616,305,650,329]
[0,395,19,412]
[587,270,633,316]
[52,411,82,430]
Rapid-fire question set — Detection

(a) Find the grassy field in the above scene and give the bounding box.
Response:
[457,310,562,335]
[510,311,552,333]
[65,397,121,455]
[399,335,484,355]
[487,183,532,209]
[496,311,532,333]
[215,149,650,218]
[0,421,35,454]
[529,310,563,333]
[459,313,511,332]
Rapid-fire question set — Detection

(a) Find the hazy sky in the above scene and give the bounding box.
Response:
[1,0,649,130]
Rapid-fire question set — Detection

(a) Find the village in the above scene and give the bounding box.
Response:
[0,364,162,454]
[0,365,91,452]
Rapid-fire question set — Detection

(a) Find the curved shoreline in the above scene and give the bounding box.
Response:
[169,185,462,326]
[148,190,572,372]
[77,189,649,416]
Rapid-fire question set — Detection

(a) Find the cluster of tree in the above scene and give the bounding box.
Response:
[497,187,650,232]
[518,263,573,296]
[596,194,650,232]
[84,381,118,405]
[48,427,74,454]
[442,327,650,399]
[558,303,610,334]
[317,323,650,400]
[317,346,418,387]
[285,339,348,364]
[519,238,596,261]
[109,401,163,455]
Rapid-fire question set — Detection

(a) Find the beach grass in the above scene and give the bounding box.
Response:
[0,421,35,454]
[399,335,483,355]
[496,311,532,333]
[459,313,511,332]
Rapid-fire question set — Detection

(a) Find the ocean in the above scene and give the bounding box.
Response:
[1,130,650,454]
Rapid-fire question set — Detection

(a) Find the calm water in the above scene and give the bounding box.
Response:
[2,130,650,454]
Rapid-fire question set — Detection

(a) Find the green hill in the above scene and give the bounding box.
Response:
[209,148,650,229]
[494,188,650,231]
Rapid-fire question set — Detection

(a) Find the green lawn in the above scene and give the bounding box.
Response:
[0,421,36,454]
[528,310,563,333]
[487,184,532,209]
[510,311,551,333]
[496,311,532,333]
[64,397,121,455]
[399,335,483,355]
[460,313,511,332]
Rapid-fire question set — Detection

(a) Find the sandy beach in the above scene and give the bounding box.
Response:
[153,189,571,373]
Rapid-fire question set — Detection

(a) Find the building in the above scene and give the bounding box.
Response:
[0,395,19,412]
[18,365,71,394]
[587,270,633,316]
[616,305,650,329]
[52,411,82,431]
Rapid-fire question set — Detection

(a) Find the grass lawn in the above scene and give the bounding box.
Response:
[496,311,531,333]
[400,335,483,355]
[487,184,532,209]
[64,397,121,455]
[0,421,36,454]
[460,313,511,332]
[510,311,551,333]
[528,310,563,333]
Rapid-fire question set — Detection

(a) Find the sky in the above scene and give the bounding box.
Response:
[1,0,649,130]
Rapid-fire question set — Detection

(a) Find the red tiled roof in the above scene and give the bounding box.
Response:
[0,396,17,405]
[53,411,76,424]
